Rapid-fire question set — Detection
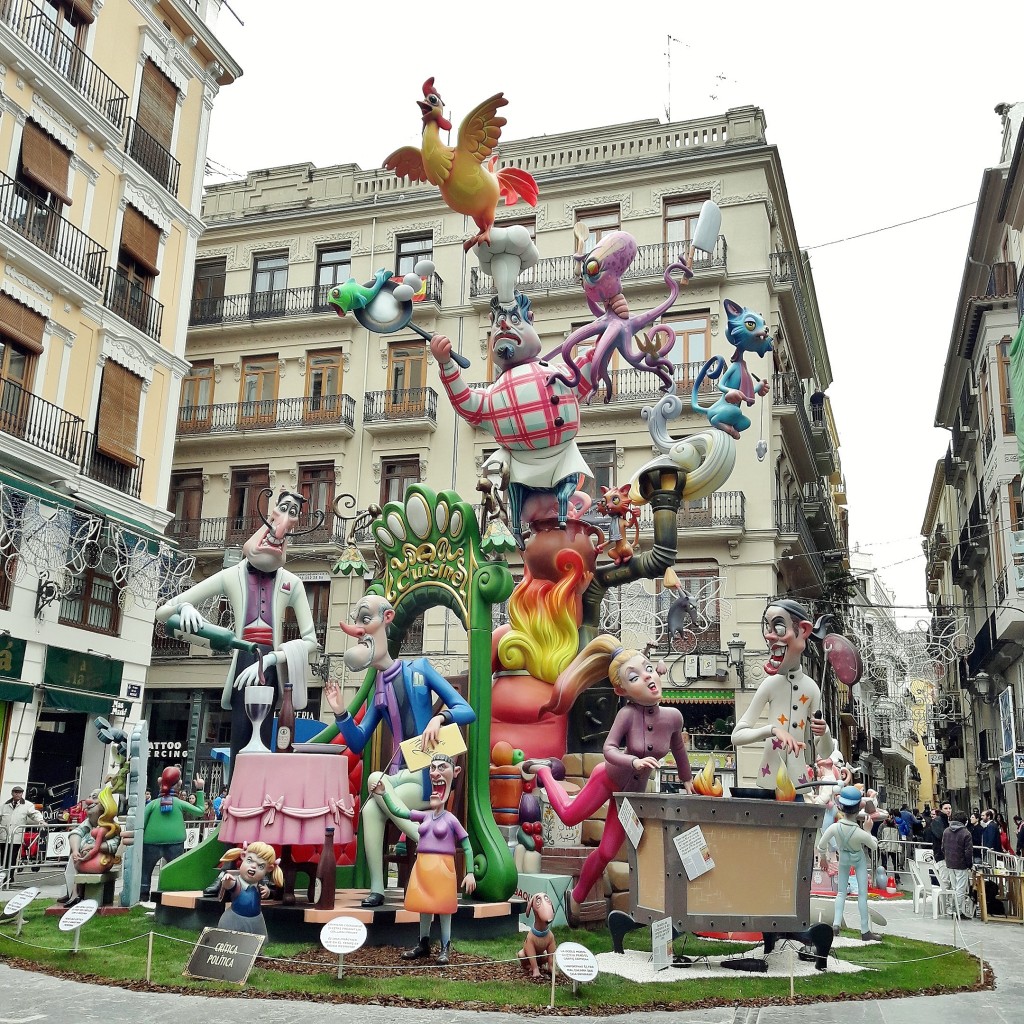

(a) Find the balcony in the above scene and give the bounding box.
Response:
[0,376,83,462]
[631,490,745,536]
[571,361,721,413]
[468,236,727,300]
[124,118,180,197]
[769,251,818,354]
[958,372,978,429]
[981,412,996,461]
[771,372,816,479]
[176,393,356,437]
[362,387,437,433]
[169,515,341,551]
[775,497,826,592]
[0,172,106,287]
[0,0,128,130]
[189,274,444,326]
[103,267,164,341]
[807,401,839,476]
[79,432,144,499]
[801,482,841,550]
[943,443,967,490]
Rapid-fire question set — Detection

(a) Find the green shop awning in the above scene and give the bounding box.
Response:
[663,688,735,703]
[0,636,31,702]
[42,647,122,715]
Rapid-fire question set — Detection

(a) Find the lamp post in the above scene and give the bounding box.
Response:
[727,631,746,690]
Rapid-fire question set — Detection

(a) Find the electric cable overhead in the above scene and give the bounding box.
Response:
[805,201,977,251]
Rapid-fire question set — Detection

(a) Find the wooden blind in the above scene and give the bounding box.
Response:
[137,60,177,149]
[0,293,46,355]
[20,121,72,206]
[71,0,95,24]
[96,361,143,466]
[120,206,160,276]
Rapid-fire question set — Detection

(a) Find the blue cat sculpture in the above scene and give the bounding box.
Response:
[691,299,773,438]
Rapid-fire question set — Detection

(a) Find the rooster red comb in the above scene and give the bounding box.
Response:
[422,76,438,98]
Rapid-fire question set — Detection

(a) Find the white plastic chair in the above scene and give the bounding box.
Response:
[910,849,950,918]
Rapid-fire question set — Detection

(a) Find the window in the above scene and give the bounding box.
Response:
[178,360,214,432]
[112,207,160,336]
[166,471,203,544]
[663,194,711,263]
[997,339,1014,434]
[298,462,334,540]
[251,252,288,317]
[386,342,426,416]
[380,457,419,505]
[663,314,711,391]
[191,259,226,322]
[0,294,44,442]
[131,60,178,189]
[576,207,619,251]
[396,234,432,277]
[13,121,72,255]
[95,361,143,466]
[305,349,342,420]
[227,466,269,543]
[316,246,351,306]
[238,354,278,427]
[579,442,615,504]
[1010,477,1023,534]
[35,1,91,70]
[59,566,120,636]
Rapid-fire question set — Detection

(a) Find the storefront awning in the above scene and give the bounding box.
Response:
[0,680,33,703]
[43,684,113,715]
[663,688,735,703]
[0,636,31,702]
[42,648,123,715]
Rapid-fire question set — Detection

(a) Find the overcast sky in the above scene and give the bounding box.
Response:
[205,2,1024,624]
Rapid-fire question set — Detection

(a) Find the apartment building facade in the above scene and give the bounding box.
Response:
[0,0,239,804]
[927,101,1024,821]
[147,105,851,794]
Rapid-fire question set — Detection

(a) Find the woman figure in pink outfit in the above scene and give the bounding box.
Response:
[525,634,694,921]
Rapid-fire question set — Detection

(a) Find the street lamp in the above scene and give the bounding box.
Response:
[727,632,746,690]
[969,671,1002,706]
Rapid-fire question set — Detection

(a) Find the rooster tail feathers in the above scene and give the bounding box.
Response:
[497,167,539,207]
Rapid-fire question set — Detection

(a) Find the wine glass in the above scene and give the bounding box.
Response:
[240,685,275,755]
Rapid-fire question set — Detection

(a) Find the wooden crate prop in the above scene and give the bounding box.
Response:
[621,794,822,934]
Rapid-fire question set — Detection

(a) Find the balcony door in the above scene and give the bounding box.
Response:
[179,360,213,433]
[386,343,425,416]
[228,466,269,544]
[251,252,288,317]
[298,462,334,541]
[167,471,204,545]
[305,349,342,421]
[238,355,278,428]
[0,303,41,441]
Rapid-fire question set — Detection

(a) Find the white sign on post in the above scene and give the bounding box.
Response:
[617,797,644,849]
[58,899,98,931]
[320,916,367,979]
[555,941,598,988]
[3,886,40,916]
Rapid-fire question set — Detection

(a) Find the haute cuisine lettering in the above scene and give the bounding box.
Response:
[388,539,469,599]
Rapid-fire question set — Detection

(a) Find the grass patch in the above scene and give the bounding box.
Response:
[0,901,985,1011]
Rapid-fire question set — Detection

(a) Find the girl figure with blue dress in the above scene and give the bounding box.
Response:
[215,841,283,936]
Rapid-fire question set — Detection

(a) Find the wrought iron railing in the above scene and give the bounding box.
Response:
[0,375,83,462]
[189,273,444,326]
[636,491,744,533]
[769,251,817,353]
[124,117,180,197]
[177,393,356,435]
[363,387,437,424]
[771,371,802,407]
[0,171,107,286]
[982,412,996,460]
[995,563,1009,607]
[103,266,164,341]
[775,497,825,583]
[469,236,726,298]
[79,432,144,499]
[170,514,344,550]
[1002,404,1016,436]
[0,0,128,129]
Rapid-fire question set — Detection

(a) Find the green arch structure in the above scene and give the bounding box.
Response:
[313,485,516,902]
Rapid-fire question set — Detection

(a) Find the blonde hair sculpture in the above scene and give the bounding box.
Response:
[222,841,285,888]
[542,634,641,717]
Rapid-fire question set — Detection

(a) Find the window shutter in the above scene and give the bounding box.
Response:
[70,0,95,24]
[137,60,177,149]
[120,206,160,276]
[0,293,46,355]
[20,121,72,206]
[96,361,143,465]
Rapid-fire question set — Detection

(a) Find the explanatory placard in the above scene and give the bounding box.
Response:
[183,927,265,985]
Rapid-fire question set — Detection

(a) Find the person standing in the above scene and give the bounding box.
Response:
[941,811,974,918]
[877,813,900,878]
[968,812,984,861]
[1014,815,1024,856]
[930,800,952,889]
[1,786,43,875]
[980,809,1001,856]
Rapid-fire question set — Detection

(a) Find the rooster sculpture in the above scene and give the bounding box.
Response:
[384,77,538,251]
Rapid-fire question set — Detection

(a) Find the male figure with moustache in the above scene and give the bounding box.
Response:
[323,594,474,907]
[731,599,835,795]
[156,489,318,768]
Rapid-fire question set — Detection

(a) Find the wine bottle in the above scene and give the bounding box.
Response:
[314,826,337,909]
[165,613,258,655]
[277,683,295,753]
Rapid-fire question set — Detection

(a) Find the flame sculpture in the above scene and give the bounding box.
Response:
[774,761,797,801]
[692,758,724,797]
[497,549,586,683]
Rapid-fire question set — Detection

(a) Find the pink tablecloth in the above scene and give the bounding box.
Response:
[220,752,354,846]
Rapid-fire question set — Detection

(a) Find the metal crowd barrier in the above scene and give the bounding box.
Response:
[1,822,77,889]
